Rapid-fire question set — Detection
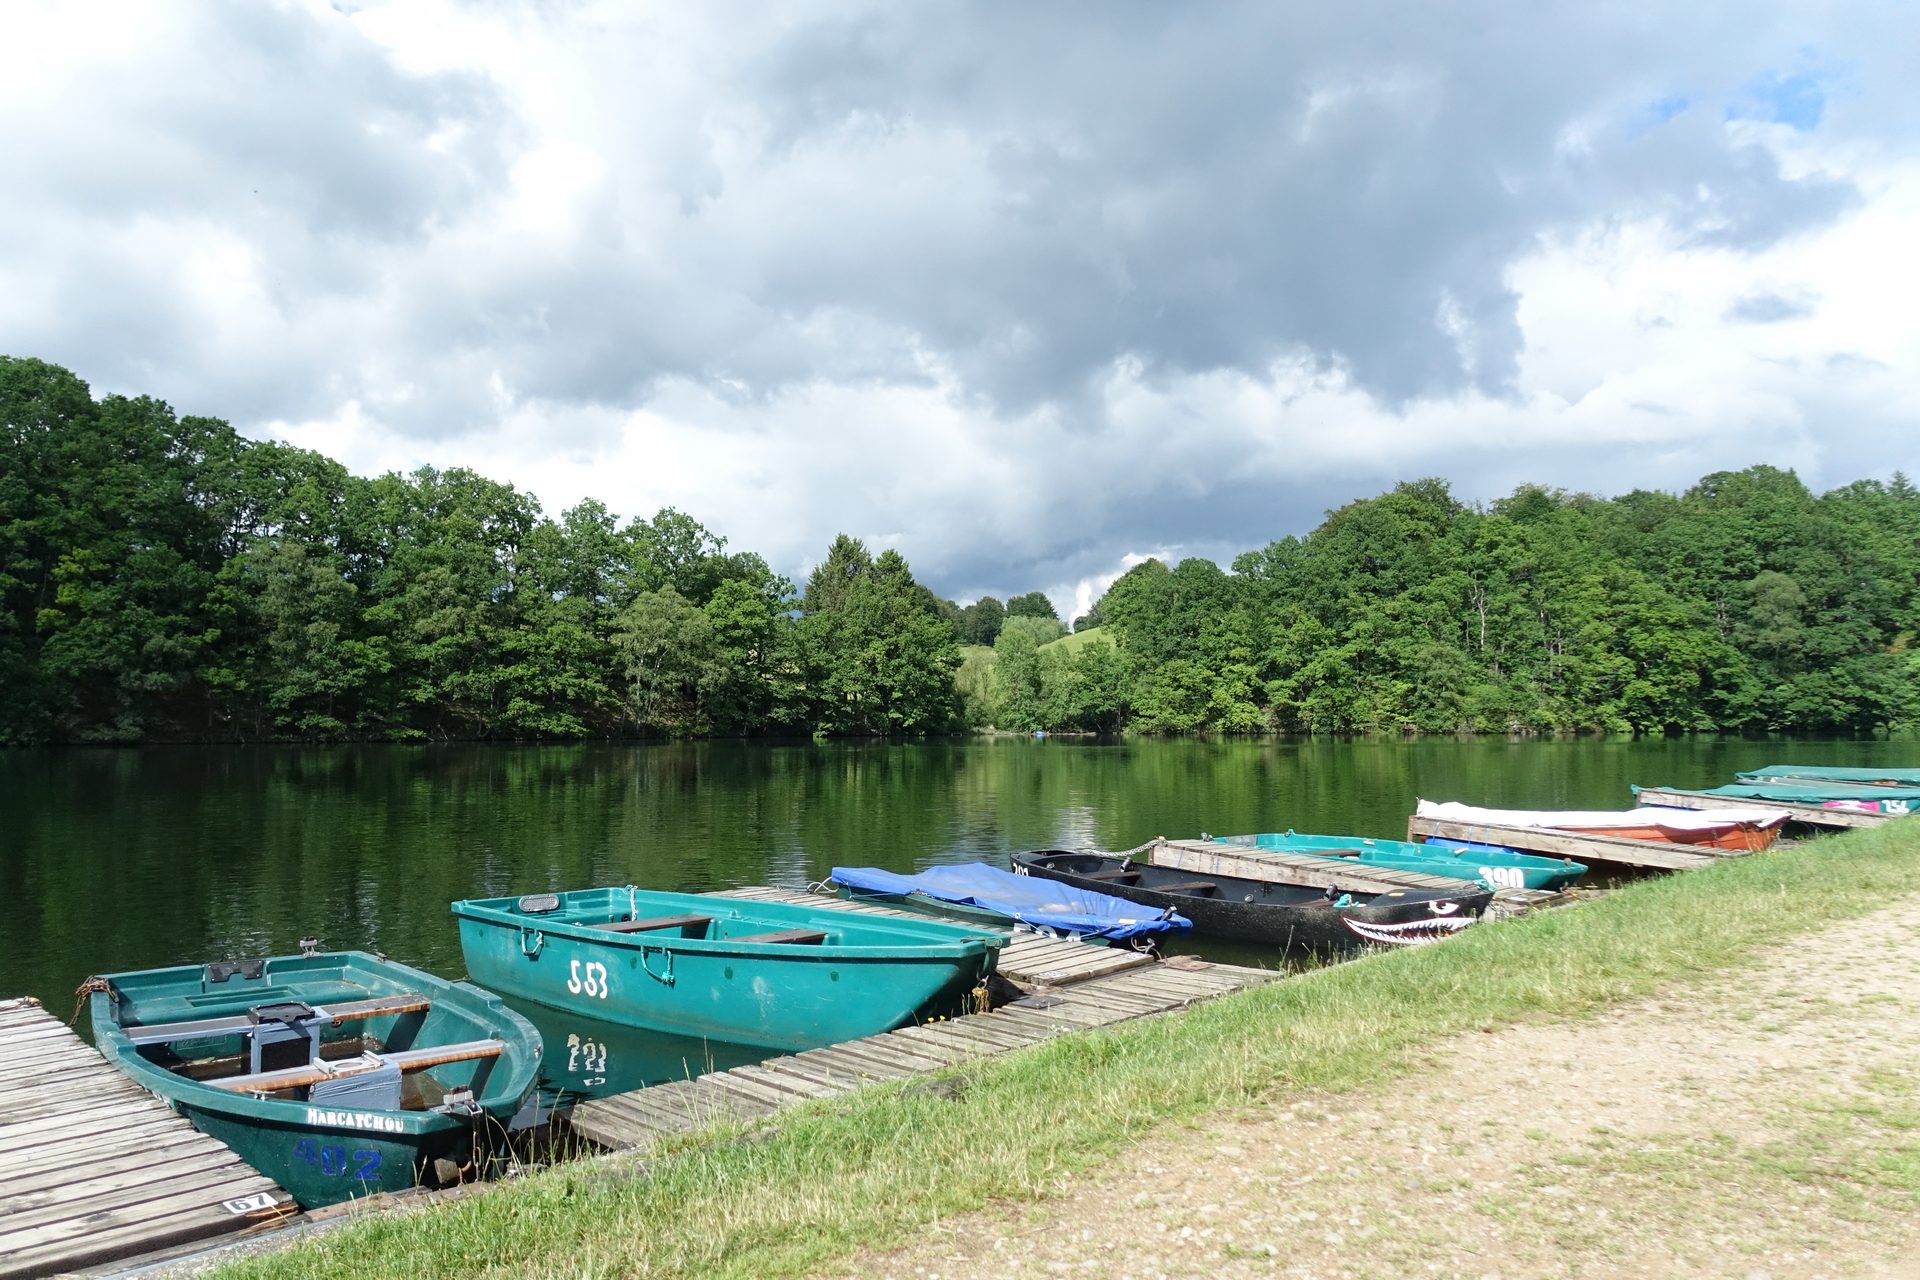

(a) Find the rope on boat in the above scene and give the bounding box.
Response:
[69,975,110,1027]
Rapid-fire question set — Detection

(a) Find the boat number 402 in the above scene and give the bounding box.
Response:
[293,1138,382,1180]
[568,959,611,999]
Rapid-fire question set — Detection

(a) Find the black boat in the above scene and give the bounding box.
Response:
[1012,850,1490,953]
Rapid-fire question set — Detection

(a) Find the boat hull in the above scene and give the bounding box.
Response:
[1013,851,1488,953]
[454,888,1004,1052]
[1688,782,1919,815]
[1735,764,1920,788]
[90,951,541,1209]
[1220,832,1585,891]
[1552,822,1776,851]
[1417,800,1791,849]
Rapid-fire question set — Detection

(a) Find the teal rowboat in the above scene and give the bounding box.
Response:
[90,950,541,1209]
[1735,764,1920,787]
[452,887,1006,1052]
[1214,831,1587,892]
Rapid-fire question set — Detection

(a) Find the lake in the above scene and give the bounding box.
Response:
[2,735,1906,1020]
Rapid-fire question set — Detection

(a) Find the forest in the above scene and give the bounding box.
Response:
[2,355,1915,743]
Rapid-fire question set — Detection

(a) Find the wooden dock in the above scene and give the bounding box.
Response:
[569,888,1279,1152]
[1151,837,1483,894]
[0,996,294,1279]
[1405,815,1743,871]
[1630,787,1893,831]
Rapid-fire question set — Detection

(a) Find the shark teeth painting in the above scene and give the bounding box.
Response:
[1342,911,1478,948]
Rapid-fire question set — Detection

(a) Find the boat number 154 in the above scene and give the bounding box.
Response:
[568,959,611,999]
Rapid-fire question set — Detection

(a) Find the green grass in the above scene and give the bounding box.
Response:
[214,822,1920,1280]
[959,625,1105,686]
[1041,625,1105,653]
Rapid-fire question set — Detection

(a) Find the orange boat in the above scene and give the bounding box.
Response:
[1414,801,1788,852]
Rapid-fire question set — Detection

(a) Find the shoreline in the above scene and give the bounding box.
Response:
[197,821,1920,1280]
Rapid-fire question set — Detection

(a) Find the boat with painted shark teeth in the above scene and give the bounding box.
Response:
[1012,849,1488,953]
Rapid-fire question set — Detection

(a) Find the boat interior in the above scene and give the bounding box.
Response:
[1022,851,1403,909]
[113,964,504,1111]
[488,888,997,949]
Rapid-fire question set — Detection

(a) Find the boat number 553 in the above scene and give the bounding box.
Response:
[567,959,611,999]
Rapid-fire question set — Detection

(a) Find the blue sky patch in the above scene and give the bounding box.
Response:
[1729,69,1828,131]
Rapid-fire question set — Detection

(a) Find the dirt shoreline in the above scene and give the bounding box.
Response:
[829,898,1920,1280]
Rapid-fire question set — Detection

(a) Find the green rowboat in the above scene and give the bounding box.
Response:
[1646,782,1920,815]
[89,950,542,1209]
[1213,830,1587,892]
[1734,764,1920,787]
[452,887,1006,1052]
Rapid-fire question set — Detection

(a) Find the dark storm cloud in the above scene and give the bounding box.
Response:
[715,1,1859,408]
[1,1,1875,420]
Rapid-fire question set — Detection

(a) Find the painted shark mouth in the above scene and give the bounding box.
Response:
[1342,914,1477,947]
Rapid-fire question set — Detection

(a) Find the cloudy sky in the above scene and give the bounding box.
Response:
[4,2,1916,616]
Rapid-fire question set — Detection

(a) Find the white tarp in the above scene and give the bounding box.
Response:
[1416,799,1789,831]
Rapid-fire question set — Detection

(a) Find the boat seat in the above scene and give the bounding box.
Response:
[731,928,829,945]
[122,993,434,1046]
[1152,879,1220,896]
[1083,869,1141,882]
[211,1038,505,1094]
[590,913,713,935]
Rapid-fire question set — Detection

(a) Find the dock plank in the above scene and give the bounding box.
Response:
[0,999,294,1279]
[1405,816,1734,870]
[1152,838,1482,895]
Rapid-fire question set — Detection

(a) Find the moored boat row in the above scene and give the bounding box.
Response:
[64,757,1912,1218]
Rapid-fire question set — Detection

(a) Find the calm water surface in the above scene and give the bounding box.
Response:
[2,736,1906,1075]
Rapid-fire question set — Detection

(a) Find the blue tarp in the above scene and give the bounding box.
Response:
[830,863,1191,943]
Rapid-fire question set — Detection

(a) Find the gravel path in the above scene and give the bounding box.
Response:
[827,898,1920,1280]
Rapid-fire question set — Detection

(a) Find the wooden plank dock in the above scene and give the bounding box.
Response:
[1150,837,1483,894]
[1405,814,1745,871]
[569,888,1279,1152]
[1630,787,1893,831]
[0,996,295,1278]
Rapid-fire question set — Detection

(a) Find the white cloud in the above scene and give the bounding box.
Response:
[5,0,1918,608]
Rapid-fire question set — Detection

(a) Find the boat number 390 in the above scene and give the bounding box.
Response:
[1477,866,1527,890]
[567,959,611,998]
[293,1138,382,1180]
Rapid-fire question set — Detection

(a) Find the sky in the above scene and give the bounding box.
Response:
[3,2,1917,619]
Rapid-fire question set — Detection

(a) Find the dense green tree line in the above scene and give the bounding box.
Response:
[4,356,1914,741]
[1,358,958,742]
[968,472,1920,735]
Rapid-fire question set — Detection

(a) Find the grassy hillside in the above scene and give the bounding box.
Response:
[1044,625,1105,653]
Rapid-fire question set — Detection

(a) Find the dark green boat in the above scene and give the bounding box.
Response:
[90,950,542,1208]
[1734,764,1920,787]
[453,887,1006,1052]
